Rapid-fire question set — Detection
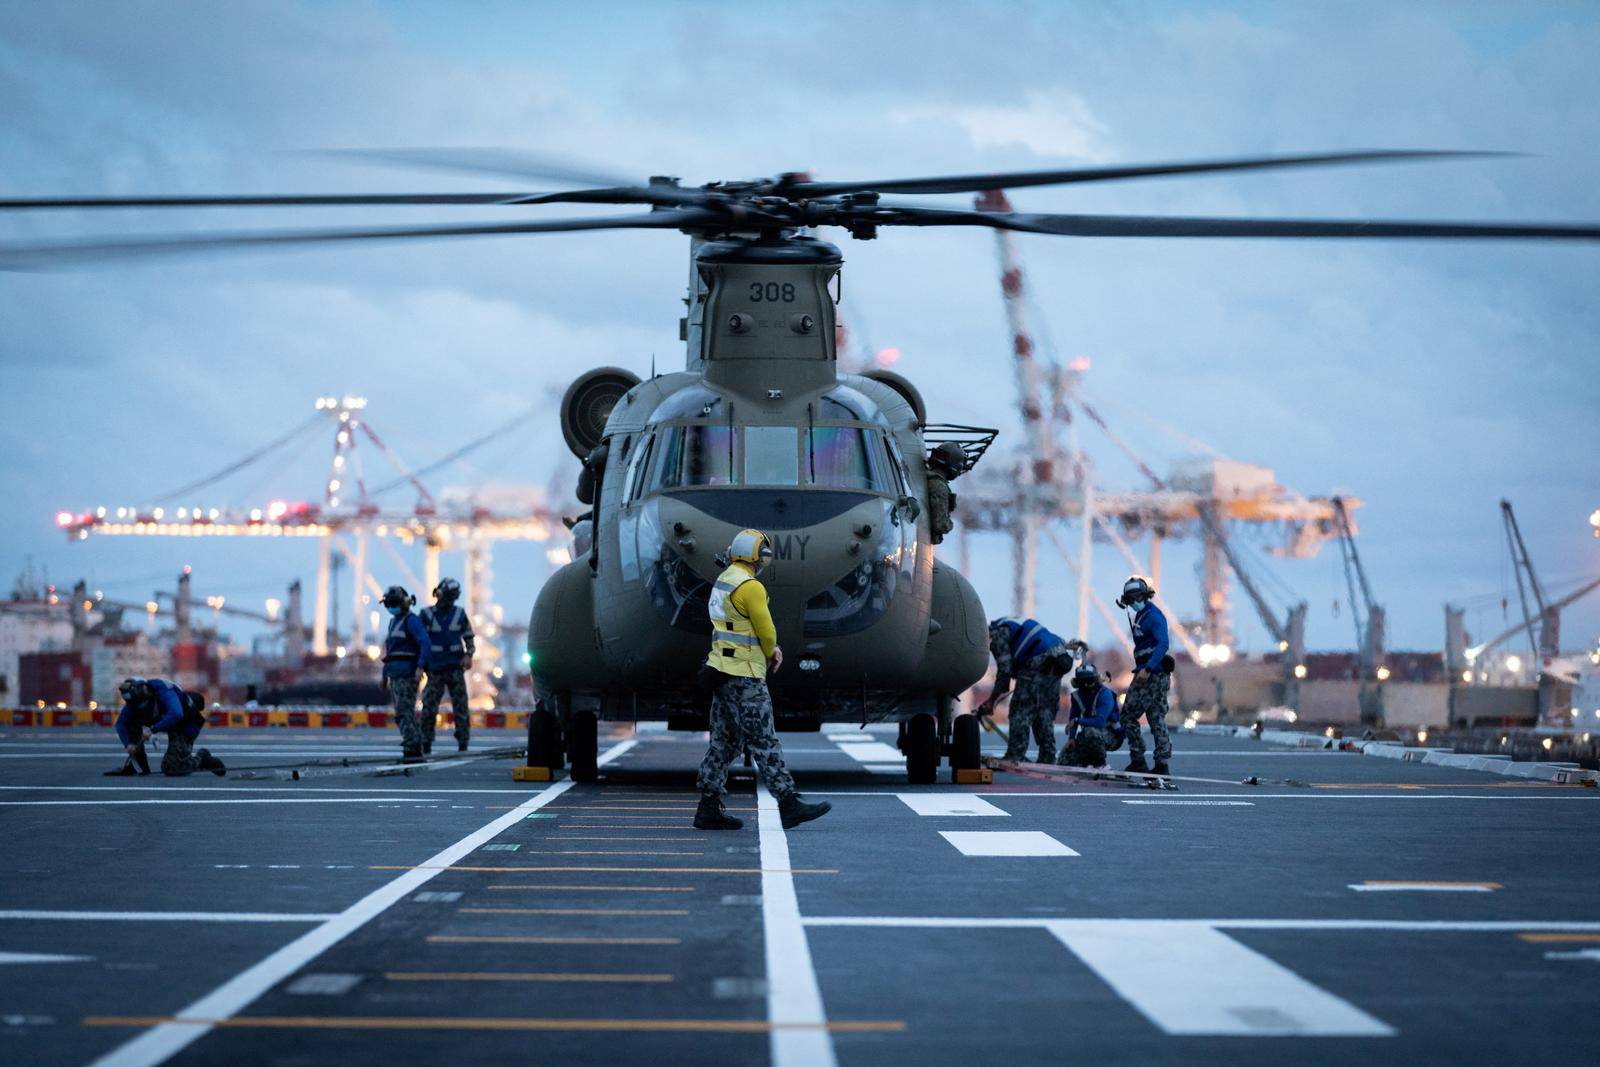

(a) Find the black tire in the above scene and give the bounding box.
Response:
[527,707,562,770]
[569,709,599,783]
[951,713,981,770]
[906,712,938,784]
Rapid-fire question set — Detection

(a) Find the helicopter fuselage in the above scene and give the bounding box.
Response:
[530,234,990,729]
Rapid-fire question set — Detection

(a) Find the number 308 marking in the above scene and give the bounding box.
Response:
[749,282,796,303]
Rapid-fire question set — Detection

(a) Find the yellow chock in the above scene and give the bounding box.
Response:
[512,765,555,782]
[953,768,992,785]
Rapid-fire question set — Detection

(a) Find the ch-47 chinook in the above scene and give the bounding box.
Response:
[5,147,1599,783]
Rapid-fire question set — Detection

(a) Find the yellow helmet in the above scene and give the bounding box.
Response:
[728,529,773,569]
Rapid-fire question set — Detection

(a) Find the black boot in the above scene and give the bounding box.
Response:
[197,749,226,777]
[694,794,743,830]
[779,794,831,829]
[458,740,469,753]
[402,747,426,764]
[1125,756,1151,774]
[1152,760,1171,776]
[422,741,432,755]
[104,757,139,777]
[131,748,152,775]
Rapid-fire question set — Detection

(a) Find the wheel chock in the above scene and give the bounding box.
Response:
[952,768,992,785]
[512,765,560,782]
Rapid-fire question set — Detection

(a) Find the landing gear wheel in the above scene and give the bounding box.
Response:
[951,713,982,770]
[527,705,563,770]
[906,712,938,784]
[569,709,598,783]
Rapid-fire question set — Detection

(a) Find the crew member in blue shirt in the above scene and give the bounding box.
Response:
[1058,663,1123,769]
[380,585,429,762]
[976,617,1085,764]
[111,677,223,777]
[1117,575,1174,775]
[419,577,475,754]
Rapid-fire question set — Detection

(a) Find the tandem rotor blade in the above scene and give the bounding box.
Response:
[309,147,646,189]
[0,192,543,210]
[865,204,1600,241]
[0,208,719,270]
[792,149,1516,198]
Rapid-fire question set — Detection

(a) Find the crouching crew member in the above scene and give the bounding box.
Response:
[1117,575,1174,775]
[381,585,429,762]
[976,617,1085,764]
[695,529,831,832]
[112,677,223,777]
[1059,663,1121,769]
[420,577,475,754]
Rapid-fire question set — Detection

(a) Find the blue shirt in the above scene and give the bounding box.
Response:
[115,679,199,746]
[383,612,430,679]
[1129,602,1171,671]
[1068,685,1118,730]
[991,617,1065,669]
[420,602,475,670]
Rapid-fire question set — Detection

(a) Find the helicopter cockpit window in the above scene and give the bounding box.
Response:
[743,426,800,485]
[806,426,877,491]
[624,432,655,504]
[647,424,737,491]
[817,385,889,427]
[649,386,725,421]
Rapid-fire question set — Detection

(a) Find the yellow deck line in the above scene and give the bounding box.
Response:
[486,884,697,893]
[1311,782,1566,790]
[84,1015,906,1034]
[373,865,837,874]
[427,935,680,945]
[458,907,689,916]
[1518,932,1600,943]
[517,851,706,856]
[385,972,675,983]
[550,836,703,841]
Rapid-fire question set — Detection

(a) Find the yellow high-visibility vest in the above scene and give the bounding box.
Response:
[707,564,766,678]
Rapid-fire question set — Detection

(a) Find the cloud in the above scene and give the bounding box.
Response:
[889,90,1112,160]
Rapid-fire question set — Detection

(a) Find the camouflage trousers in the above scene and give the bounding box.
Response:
[1058,726,1107,769]
[1004,670,1061,764]
[389,674,423,753]
[421,665,470,747]
[697,675,797,802]
[160,731,202,777]
[1121,670,1173,763]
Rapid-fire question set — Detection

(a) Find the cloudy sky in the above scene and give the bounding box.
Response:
[2,0,1596,658]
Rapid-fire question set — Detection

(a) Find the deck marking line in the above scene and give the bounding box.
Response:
[427,935,679,945]
[83,1015,903,1034]
[0,911,336,923]
[1349,882,1499,892]
[369,865,838,874]
[939,831,1077,857]
[1518,932,1600,943]
[1048,921,1393,1036]
[758,783,837,1067]
[799,917,1600,932]
[83,745,601,1067]
[895,793,1006,817]
[458,907,689,916]
[834,741,905,763]
[485,884,697,893]
[385,971,675,983]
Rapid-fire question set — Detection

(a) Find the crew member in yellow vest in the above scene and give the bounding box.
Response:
[695,529,831,831]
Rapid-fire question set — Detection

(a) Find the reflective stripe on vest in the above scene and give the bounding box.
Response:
[425,604,469,656]
[997,616,1060,667]
[385,613,421,661]
[707,566,765,678]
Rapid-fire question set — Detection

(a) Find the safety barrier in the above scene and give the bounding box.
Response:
[3,707,530,730]
[1185,723,1599,784]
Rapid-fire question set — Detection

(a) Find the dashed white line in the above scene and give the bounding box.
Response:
[939,831,1077,857]
[0,911,336,923]
[757,784,836,1067]
[896,793,1007,817]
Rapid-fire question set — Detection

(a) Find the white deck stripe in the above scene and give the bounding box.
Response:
[0,785,530,794]
[0,911,336,923]
[1348,883,1496,892]
[85,743,617,1067]
[757,784,836,1067]
[896,793,1007,817]
[1047,921,1393,1036]
[939,831,1077,856]
[834,741,904,763]
[0,798,437,807]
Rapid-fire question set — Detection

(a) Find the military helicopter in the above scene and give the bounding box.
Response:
[5,147,1598,783]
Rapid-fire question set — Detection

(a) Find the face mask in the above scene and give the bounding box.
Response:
[387,605,404,617]
[1125,598,1144,613]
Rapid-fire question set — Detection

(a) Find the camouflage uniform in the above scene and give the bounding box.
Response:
[420,666,471,749]
[389,674,423,754]
[1004,668,1062,763]
[1058,726,1107,769]
[696,676,797,802]
[925,469,956,544]
[160,732,202,777]
[1121,671,1173,764]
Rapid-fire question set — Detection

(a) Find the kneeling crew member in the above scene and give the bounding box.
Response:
[113,677,223,777]
[976,617,1083,764]
[695,529,830,831]
[381,585,429,762]
[1118,575,1173,775]
[420,577,475,754]
[1059,663,1119,769]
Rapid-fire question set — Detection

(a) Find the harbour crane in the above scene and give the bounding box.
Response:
[1333,496,1386,725]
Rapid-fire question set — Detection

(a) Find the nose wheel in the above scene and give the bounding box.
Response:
[568,709,599,782]
[905,712,938,784]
